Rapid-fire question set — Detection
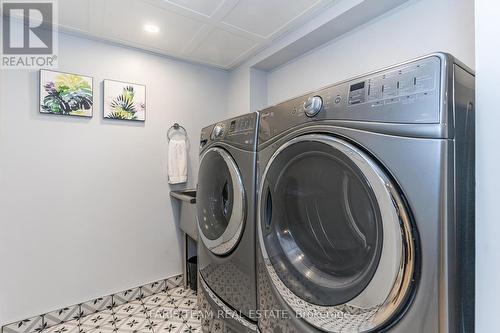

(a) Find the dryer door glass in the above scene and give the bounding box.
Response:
[258,136,416,332]
[260,139,383,306]
[198,147,246,255]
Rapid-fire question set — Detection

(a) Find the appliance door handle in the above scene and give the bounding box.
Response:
[265,187,273,229]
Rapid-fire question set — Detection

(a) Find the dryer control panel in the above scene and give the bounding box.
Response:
[259,54,445,144]
[346,58,438,109]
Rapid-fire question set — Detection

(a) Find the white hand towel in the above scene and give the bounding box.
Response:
[168,138,188,184]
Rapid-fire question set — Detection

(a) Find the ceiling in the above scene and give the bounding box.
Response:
[56,0,335,70]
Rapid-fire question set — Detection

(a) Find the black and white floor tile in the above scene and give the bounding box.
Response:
[82,286,198,333]
[3,286,201,333]
[2,276,190,333]
[81,296,113,317]
[44,306,80,328]
[2,316,45,333]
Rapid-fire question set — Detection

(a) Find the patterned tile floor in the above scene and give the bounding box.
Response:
[44,287,201,333]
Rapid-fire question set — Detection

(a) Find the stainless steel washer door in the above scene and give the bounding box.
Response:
[258,134,416,332]
[198,147,246,256]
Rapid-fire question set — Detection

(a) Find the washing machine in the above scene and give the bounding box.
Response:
[197,113,259,332]
[256,53,474,332]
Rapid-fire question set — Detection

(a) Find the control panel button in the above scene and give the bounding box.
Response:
[212,123,225,139]
[303,95,323,117]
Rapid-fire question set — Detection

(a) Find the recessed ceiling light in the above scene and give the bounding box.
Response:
[144,24,160,33]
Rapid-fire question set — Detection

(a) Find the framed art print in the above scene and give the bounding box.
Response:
[103,79,146,121]
[40,69,93,117]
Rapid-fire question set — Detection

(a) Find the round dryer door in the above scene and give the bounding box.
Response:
[198,147,246,256]
[258,134,416,332]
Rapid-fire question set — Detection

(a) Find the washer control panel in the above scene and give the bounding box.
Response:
[200,113,257,151]
[228,114,255,135]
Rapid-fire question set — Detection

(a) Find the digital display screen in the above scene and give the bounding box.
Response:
[229,118,252,134]
[229,120,236,132]
[350,81,365,92]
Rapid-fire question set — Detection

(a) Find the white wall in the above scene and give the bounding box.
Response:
[226,66,268,117]
[475,1,500,331]
[227,65,250,117]
[250,69,268,115]
[252,0,473,106]
[0,32,228,325]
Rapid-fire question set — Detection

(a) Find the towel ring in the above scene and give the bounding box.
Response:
[168,123,188,141]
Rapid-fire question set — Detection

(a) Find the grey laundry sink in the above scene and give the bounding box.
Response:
[170,189,197,240]
[170,189,198,289]
[170,190,196,204]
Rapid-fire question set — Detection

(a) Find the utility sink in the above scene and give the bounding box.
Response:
[170,190,196,204]
[170,189,197,241]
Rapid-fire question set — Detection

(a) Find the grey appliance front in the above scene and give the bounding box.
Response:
[197,112,259,323]
[198,274,257,333]
[256,53,475,333]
